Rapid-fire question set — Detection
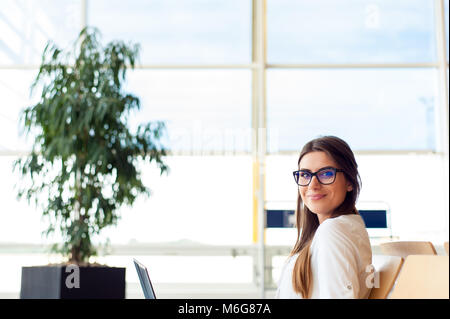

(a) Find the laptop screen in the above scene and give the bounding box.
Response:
[133,259,157,299]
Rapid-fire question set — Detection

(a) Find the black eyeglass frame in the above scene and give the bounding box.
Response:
[293,167,345,186]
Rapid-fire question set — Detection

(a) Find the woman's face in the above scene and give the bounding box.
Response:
[298,151,352,224]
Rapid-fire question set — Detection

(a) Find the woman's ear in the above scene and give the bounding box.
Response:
[347,184,353,192]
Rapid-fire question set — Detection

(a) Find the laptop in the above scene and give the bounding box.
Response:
[133,258,157,299]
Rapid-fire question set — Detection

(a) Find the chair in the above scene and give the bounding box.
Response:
[379,241,437,258]
[368,255,404,299]
[444,242,449,255]
[389,255,449,299]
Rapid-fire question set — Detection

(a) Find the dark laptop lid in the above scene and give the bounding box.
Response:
[133,259,157,299]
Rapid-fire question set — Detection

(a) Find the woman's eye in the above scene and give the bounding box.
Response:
[319,170,334,178]
[299,172,310,179]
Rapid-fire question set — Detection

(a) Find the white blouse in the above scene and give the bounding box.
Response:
[276,214,373,299]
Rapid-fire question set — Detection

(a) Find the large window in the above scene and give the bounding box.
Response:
[266,0,443,152]
[267,0,437,64]
[1,0,448,240]
[264,0,448,246]
[0,0,254,247]
[267,68,438,152]
[0,0,81,65]
[125,69,252,153]
[89,0,252,64]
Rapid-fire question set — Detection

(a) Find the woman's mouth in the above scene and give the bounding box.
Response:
[308,194,326,200]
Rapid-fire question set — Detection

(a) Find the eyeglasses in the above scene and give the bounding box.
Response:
[293,167,344,186]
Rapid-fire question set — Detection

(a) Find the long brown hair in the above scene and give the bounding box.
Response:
[290,136,361,298]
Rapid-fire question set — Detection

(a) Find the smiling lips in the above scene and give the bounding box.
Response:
[308,194,326,200]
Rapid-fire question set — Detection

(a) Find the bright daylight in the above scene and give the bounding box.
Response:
[0,0,448,303]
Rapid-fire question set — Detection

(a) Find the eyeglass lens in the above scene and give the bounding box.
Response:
[297,168,336,185]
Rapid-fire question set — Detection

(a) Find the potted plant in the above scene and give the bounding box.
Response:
[14,27,168,299]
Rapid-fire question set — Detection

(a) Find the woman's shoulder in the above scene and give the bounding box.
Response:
[313,214,367,245]
[319,213,364,231]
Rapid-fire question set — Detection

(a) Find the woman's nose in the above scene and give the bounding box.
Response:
[309,175,321,188]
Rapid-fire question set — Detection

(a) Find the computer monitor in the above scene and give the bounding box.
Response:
[357,201,392,238]
[265,200,392,239]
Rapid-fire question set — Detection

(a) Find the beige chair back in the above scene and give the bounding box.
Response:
[380,241,437,258]
[390,255,449,299]
[368,255,404,299]
[444,242,449,255]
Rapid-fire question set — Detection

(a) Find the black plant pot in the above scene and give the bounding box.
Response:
[20,265,126,299]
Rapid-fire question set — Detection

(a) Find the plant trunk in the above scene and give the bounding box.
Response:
[70,246,81,264]
[71,166,83,264]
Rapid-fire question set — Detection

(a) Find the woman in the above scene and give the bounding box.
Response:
[276,136,373,299]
